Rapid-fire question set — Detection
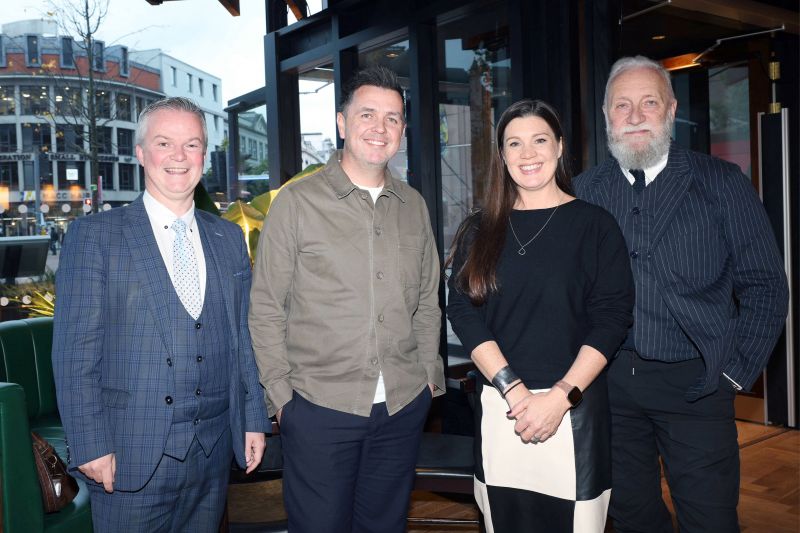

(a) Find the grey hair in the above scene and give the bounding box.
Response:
[135,96,208,148]
[603,55,675,111]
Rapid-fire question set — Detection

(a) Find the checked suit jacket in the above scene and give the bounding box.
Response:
[52,196,269,491]
[574,145,788,401]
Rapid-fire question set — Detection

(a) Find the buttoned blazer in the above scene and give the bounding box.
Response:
[574,145,788,400]
[52,197,267,491]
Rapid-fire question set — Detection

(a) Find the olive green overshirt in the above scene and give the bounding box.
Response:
[249,153,445,417]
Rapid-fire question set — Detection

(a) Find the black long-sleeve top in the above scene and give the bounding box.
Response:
[447,199,635,388]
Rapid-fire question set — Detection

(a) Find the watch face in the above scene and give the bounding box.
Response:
[567,387,583,407]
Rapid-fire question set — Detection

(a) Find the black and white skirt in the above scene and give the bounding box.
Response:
[473,377,612,533]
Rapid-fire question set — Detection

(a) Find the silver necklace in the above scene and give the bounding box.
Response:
[508,204,561,256]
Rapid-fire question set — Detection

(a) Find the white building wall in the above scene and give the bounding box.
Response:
[128,49,226,170]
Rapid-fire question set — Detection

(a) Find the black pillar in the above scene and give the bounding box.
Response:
[265,32,302,186]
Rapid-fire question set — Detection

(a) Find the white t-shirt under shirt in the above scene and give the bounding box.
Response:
[357,184,387,404]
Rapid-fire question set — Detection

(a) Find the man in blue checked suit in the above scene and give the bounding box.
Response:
[52,97,268,532]
[574,56,788,533]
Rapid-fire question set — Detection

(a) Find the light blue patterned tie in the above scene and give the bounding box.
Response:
[171,219,202,319]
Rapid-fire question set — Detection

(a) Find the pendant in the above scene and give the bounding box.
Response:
[518,248,526,256]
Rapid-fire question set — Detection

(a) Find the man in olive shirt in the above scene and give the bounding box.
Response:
[249,66,444,532]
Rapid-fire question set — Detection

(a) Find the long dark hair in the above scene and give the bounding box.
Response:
[445,99,573,305]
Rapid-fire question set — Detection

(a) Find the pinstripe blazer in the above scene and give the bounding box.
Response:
[574,145,788,401]
[52,197,269,491]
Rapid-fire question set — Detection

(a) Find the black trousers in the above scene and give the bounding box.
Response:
[280,388,432,533]
[608,351,740,533]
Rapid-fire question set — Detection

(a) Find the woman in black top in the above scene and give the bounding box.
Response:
[447,100,634,532]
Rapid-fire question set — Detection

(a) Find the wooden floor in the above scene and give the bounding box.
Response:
[226,422,800,532]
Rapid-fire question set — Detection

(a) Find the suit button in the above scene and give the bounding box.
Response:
[166,358,172,366]
[376,271,384,280]
[165,396,173,405]
[196,388,202,395]
[377,314,384,323]
[371,358,378,365]
[630,251,639,259]
[195,323,202,329]
[632,207,640,215]
[196,355,203,362]
[194,419,199,425]
[375,227,382,235]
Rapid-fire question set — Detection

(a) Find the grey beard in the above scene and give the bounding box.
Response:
[606,115,673,169]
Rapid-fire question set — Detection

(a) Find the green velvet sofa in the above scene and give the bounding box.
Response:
[0,317,92,532]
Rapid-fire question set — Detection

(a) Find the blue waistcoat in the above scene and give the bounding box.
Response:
[163,252,231,460]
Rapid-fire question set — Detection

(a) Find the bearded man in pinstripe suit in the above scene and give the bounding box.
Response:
[574,56,788,533]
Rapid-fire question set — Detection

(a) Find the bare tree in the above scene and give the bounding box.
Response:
[25,0,154,210]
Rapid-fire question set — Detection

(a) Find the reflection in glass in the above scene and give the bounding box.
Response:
[438,3,510,353]
[358,40,410,181]
[709,64,750,177]
[438,6,511,253]
[236,104,269,200]
[299,65,336,171]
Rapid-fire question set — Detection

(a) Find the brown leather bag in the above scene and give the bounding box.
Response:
[31,432,79,513]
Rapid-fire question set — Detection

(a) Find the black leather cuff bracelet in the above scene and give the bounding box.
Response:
[491,365,520,395]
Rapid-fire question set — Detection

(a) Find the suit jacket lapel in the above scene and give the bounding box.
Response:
[196,212,239,352]
[648,146,693,250]
[122,198,175,354]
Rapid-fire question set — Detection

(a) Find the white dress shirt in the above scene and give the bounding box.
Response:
[142,191,207,309]
[620,152,669,188]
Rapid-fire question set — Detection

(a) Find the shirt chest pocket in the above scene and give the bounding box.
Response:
[398,235,425,287]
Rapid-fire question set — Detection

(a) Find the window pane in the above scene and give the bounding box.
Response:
[61,37,74,67]
[56,124,84,152]
[98,162,114,191]
[21,85,49,115]
[116,93,131,121]
[119,163,135,190]
[236,104,269,200]
[27,35,39,65]
[55,86,81,115]
[117,128,134,155]
[358,41,410,181]
[21,122,52,152]
[0,85,14,115]
[438,3,511,354]
[709,64,750,177]
[94,90,111,119]
[0,162,17,188]
[0,124,17,152]
[298,64,336,171]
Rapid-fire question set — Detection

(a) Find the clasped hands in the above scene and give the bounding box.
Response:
[504,386,571,444]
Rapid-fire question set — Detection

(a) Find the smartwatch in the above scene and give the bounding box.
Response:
[554,380,583,408]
